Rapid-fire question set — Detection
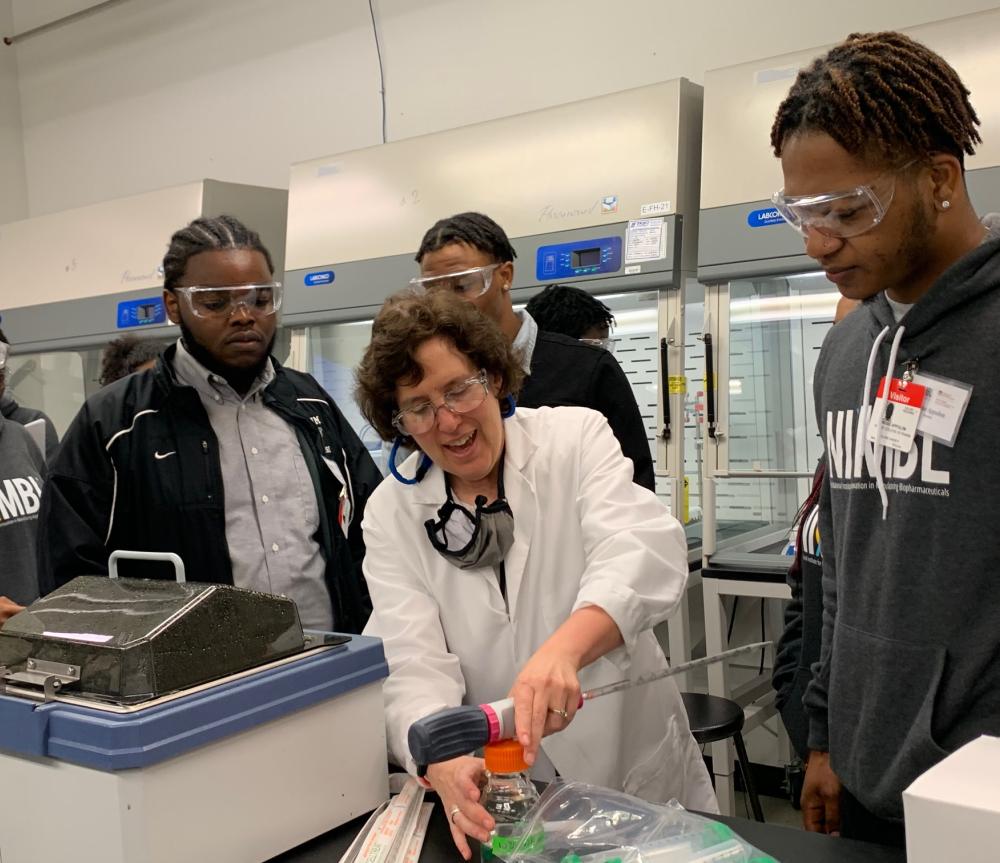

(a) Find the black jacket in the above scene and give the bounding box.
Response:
[0,392,59,459]
[36,345,382,634]
[519,331,655,491]
[772,463,825,759]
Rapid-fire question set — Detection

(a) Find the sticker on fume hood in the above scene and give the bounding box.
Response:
[601,195,619,214]
[747,208,785,228]
[625,218,667,264]
[304,270,335,286]
[640,201,671,217]
[624,265,642,275]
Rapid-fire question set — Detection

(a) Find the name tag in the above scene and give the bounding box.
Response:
[322,456,352,537]
[866,377,926,452]
[911,371,973,447]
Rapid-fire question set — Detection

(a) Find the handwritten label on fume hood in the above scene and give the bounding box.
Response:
[625,218,667,263]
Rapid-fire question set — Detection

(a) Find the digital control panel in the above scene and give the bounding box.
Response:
[535,236,622,281]
[117,297,166,329]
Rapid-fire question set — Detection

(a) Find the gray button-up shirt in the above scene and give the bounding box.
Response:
[172,340,333,630]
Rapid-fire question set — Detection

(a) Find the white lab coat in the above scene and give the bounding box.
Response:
[363,406,717,811]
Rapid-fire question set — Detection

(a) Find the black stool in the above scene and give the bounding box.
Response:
[681,692,765,822]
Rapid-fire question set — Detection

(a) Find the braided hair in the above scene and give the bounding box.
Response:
[525,284,615,339]
[162,215,274,291]
[771,31,981,166]
[415,212,517,264]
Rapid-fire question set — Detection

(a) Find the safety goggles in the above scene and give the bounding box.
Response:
[0,341,8,371]
[580,337,616,354]
[173,283,283,319]
[408,264,501,299]
[771,162,916,239]
[392,370,489,436]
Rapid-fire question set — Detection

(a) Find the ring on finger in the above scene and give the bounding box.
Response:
[548,706,569,720]
[450,804,462,824]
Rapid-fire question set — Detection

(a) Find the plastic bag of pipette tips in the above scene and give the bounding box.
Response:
[501,781,779,863]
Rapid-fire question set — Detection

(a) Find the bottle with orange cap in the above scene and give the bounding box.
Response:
[480,740,542,862]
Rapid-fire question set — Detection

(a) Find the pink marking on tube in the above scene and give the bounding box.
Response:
[480,703,502,743]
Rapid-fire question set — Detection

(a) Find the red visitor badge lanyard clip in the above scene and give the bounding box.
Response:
[867,376,927,453]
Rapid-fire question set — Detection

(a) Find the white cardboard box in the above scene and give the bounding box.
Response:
[904,735,1000,863]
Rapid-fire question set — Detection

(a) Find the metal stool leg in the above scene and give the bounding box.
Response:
[733,731,765,823]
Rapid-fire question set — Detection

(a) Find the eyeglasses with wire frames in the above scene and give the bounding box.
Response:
[771,160,918,240]
[580,337,616,354]
[408,264,502,299]
[392,369,490,436]
[172,282,283,319]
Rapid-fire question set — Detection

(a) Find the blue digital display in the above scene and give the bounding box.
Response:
[116,297,166,329]
[304,270,335,286]
[535,236,622,281]
[747,207,785,228]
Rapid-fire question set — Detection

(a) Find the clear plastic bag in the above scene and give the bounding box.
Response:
[504,781,779,863]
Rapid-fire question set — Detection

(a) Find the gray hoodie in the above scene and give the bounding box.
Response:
[805,221,1000,821]
[0,392,59,460]
[0,415,45,605]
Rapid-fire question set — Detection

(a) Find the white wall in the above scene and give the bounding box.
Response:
[10,0,1000,217]
[12,0,380,217]
[0,0,27,223]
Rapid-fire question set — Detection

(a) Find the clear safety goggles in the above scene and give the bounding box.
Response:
[392,370,489,437]
[173,282,283,319]
[408,264,501,299]
[0,341,8,371]
[771,163,915,239]
[580,337,616,354]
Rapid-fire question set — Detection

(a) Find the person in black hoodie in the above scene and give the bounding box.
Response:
[412,213,655,491]
[771,31,1000,845]
[36,216,382,634]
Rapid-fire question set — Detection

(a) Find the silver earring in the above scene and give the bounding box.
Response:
[941,200,951,210]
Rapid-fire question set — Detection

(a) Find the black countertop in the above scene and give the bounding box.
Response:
[271,801,905,863]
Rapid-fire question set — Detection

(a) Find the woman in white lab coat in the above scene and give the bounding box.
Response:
[356,291,716,859]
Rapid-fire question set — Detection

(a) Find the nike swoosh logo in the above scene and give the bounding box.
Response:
[154,451,177,460]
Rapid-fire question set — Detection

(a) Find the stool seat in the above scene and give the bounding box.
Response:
[681,692,745,744]
[681,691,764,823]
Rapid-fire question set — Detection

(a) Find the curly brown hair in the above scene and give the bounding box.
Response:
[356,290,525,441]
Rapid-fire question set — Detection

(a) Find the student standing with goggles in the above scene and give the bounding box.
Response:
[37,215,381,633]
[771,31,1000,846]
[411,212,655,491]
[356,290,715,862]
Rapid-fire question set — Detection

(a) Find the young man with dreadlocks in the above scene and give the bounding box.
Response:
[411,213,655,491]
[37,216,382,634]
[771,32,1000,845]
[525,284,616,349]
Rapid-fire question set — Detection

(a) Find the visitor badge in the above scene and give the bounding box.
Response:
[338,486,353,538]
[911,371,973,447]
[866,377,926,452]
[322,455,352,536]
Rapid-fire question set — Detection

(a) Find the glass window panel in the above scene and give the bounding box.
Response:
[6,350,89,438]
[300,319,380,458]
[711,475,811,562]
[727,274,837,474]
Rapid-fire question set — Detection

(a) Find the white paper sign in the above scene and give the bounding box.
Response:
[912,371,973,446]
[625,218,667,263]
